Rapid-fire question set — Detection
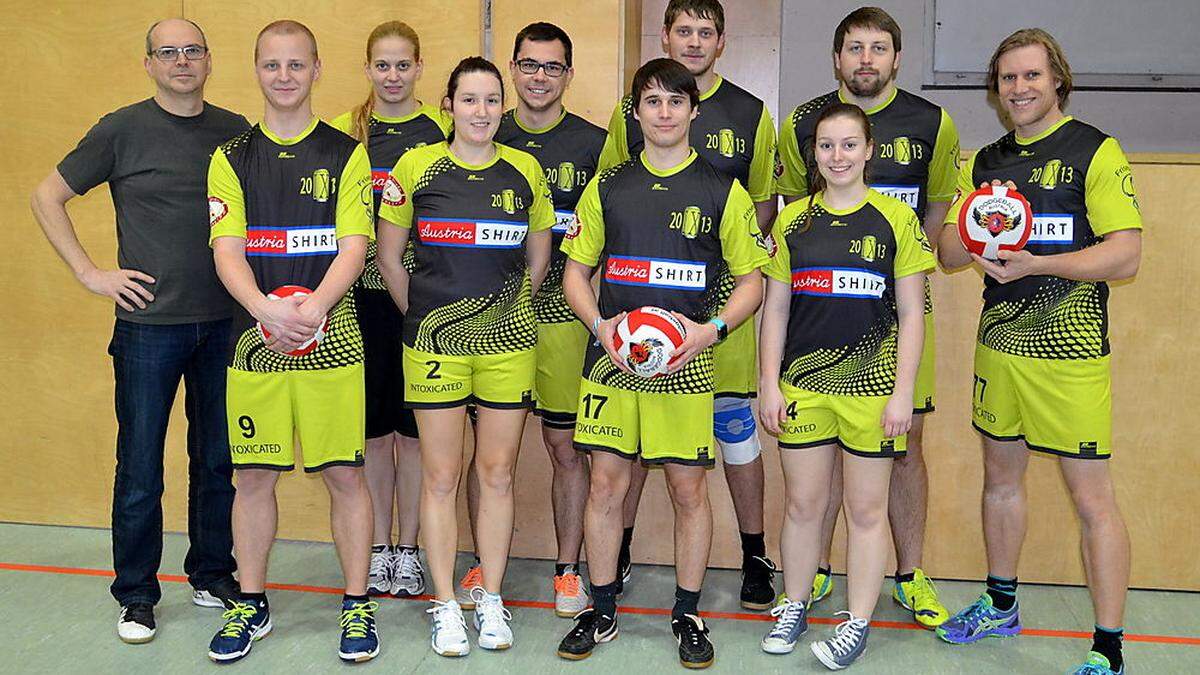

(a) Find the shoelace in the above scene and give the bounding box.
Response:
[907,574,940,610]
[750,555,777,578]
[768,600,803,637]
[340,601,379,639]
[554,573,581,596]
[1075,653,1114,675]
[396,549,423,580]
[955,596,993,624]
[427,600,468,637]
[470,588,513,629]
[677,615,709,647]
[368,551,390,578]
[826,611,868,656]
[459,565,482,590]
[218,603,259,638]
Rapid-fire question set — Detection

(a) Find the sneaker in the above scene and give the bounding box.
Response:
[615,548,632,596]
[427,599,470,657]
[368,545,392,596]
[338,598,380,662]
[892,568,949,629]
[208,600,272,662]
[557,608,618,660]
[391,546,425,597]
[671,614,715,669]
[811,611,869,670]
[810,570,833,604]
[740,555,777,610]
[117,602,156,644]
[455,562,483,610]
[193,576,240,609]
[471,587,514,650]
[1071,651,1125,675]
[761,596,807,654]
[937,594,1021,644]
[553,567,590,618]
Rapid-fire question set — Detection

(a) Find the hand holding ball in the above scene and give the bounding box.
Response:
[957,184,1033,261]
[257,285,328,357]
[612,306,687,378]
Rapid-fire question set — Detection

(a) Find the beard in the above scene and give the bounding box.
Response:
[843,67,894,98]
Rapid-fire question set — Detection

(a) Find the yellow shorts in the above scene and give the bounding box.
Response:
[535,319,590,429]
[713,319,757,398]
[403,345,535,410]
[972,344,1111,458]
[573,378,715,466]
[776,381,905,457]
[226,364,365,472]
[913,310,936,414]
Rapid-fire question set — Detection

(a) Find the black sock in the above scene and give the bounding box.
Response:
[240,592,268,607]
[591,580,619,618]
[1092,625,1124,671]
[555,563,577,577]
[621,527,635,551]
[739,531,766,561]
[672,586,701,619]
[896,570,916,584]
[343,593,369,603]
[817,565,831,577]
[985,575,1018,611]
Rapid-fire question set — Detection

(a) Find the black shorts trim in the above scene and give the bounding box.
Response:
[574,441,635,460]
[713,391,756,400]
[473,396,534,411]
[233,463,294,472]
[535,408,577,429]
[839,441,906,459]
[912,404,936,415]
[640,454,717,468]
[777,437,840,450]
[407,396,474,410]
[303,458,366,473]
[972,424,1110,460]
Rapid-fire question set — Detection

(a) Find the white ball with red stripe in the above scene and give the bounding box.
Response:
[256,285,329,357]
[613,306,687,378]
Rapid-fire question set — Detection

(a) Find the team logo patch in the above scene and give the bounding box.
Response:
[381,175,406,207]
[757,232,778,257]
[790,267,886,298]
[605,256,706,290]
[417,218,527,248]
[245,226,338,257]
[773,149,784,179]
[564,213,582,240]
[627,338,663,369]
[370,168,390,195]
[208,197,228,227]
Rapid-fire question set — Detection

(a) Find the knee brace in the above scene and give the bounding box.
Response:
[713,396,761,465]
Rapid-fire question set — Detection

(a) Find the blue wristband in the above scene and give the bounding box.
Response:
[708,317,728,342]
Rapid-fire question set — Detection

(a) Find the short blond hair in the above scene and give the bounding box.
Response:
[255,19,318,61]
[988,28,1072,109]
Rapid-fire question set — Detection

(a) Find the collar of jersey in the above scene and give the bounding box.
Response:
[446,141,502,170]
[260,117,320,146]
[511,107,567,134]
[699,74,724,102]
[813,189,870,216]
[1015,115,1073,145]
[639,149,698,177]
[838,86,897,116]
[372,101,429,124]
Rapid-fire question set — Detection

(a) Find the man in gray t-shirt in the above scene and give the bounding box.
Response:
[31,18,248,644]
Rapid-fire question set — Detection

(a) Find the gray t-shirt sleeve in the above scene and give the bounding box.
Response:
[57,113,119,196]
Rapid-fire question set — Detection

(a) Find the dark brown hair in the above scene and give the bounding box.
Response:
[663,0,725,36]
[833,6,901,54]
[804,102,874,226]
[630,57,700,109]
[444,56,504,109]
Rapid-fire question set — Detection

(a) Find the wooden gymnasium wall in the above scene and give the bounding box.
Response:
[2,2,1197,591]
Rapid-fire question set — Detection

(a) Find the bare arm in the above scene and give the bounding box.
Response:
[922,200,952,253]
[754,198,778,236]
[756,277,790,436]
[376,218,411,313]
[882,272,926,438]
[30,170,155,311]
[526,228,552,297]
[781,194,802,205]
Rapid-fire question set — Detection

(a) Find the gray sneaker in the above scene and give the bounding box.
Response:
[761,596,808,654]
[811,611,869,670]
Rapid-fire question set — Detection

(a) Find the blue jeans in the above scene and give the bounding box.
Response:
[107,318,236,606]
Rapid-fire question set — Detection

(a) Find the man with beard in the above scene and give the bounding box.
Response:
[776,6,960,629]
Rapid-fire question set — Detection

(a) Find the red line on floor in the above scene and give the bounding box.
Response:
[3,561,1198,646]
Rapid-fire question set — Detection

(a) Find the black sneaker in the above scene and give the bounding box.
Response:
[740,555,777,610]
[117,602,156,644]
[557,608,618,660]
[671,614,715,669]
[193,576,241,609]
[614,551,632,597]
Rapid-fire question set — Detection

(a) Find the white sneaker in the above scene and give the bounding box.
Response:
[471,587,514,650]
[117,603,156,644]
[455,562,482,610]
[368,545,392,596]
[391,546,426,597]
[553,566,590,618]
[427,599,470,657]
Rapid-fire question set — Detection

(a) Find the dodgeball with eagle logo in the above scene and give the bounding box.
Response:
[613,307,688,378]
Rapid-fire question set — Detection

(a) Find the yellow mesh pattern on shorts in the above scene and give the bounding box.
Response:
[412,272,537,355]
[533,256,576,324]
[783,317,897,396]
[232,293,363,372]
[978,278,1105,359]
[586,348,714,394]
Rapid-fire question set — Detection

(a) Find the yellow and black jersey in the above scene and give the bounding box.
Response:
[330,104,451,290]
[599,75,776,202]
[378,141,554,355]
[765,190,934,396]
[945,116,1142,360]
[208,118,374,372]
[563,151,770,395]
[777,88,959,222]
[496,109,606,325]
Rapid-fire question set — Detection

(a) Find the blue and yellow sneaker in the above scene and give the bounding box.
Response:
[893,568,949,629]
[810,570,833,605]
[1070,651,1124,674]
[338,598,380,662]
[208,600,272,662]
[937,593,1021,644]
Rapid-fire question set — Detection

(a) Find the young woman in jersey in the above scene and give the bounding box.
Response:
[330,21,450,602]
[758,103,932,670]
[376,57,553,657]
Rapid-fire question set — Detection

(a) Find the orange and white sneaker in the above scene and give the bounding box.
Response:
[553,566,590,618]
[455,562,483,610]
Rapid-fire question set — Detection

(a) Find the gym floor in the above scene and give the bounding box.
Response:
[2,522,1196,673]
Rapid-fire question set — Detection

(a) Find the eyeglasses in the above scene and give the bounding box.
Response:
[148,45,208,62]
[515,58,568,78]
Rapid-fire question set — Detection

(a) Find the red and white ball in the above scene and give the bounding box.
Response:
[613,306,687,378]
[257,285,328,357]
[957,184,1034,260]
